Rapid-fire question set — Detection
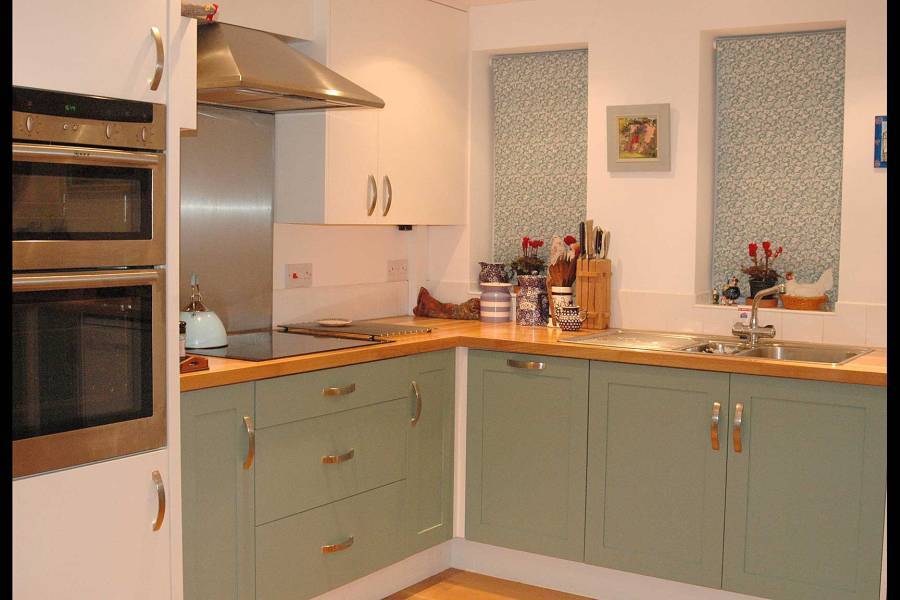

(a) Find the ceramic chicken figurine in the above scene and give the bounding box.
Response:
[783,268,833,297]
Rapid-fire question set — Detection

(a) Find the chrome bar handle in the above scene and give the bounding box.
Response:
[322,449,355,465]
[507,359,545,370]
[710,402,721,451]
[410,380,422,427]
[366,175,377,216]
[13,143,162,165]
[242,416,255,470]
[151,470,166,531]
[382,175,393,216]
[323,383,356,397]
[13,269,159,291]
[150,26,165,91]
[321,536,354,554]
[733,403,744,453]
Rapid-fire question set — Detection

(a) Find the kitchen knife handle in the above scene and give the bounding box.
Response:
[366,175,377,216]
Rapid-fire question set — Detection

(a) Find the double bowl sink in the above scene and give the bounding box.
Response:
[564,329,872,366]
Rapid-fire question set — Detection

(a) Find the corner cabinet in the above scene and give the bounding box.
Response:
[275,0,468,225]
[13,0,169,102]
[181,383,255,600]
[466,351,589,561]
[722,375,886,600]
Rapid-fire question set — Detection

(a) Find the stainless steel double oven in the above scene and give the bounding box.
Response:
[12,87,167,478]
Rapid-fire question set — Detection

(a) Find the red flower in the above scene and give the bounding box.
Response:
[765,247,772,258]
[748,243,758,257]
[762,240,771,252]
[522,236,530,253]
[564,235,577,245]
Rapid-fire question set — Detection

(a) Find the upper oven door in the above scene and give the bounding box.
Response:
[12,269,166,478]
[12,143,165,270]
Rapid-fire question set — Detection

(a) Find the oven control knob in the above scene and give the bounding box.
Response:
[63,123,69,130]
[105,124,113,139]
[25,115,34,132]
[140,127,148,142]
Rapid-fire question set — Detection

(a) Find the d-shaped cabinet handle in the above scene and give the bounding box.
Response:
[710,402,721,451]
[151,470,166,531]
[322,536,354,554]
[733,402,744,453]
[366,175,377,216]
[242,416,255,470]
[382,175,393,216]
[410,380,422,426]
[322,449,355,464]
[150,27,164,91]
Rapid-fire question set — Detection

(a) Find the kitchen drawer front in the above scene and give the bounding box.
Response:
[256,480,406,600]
[255,357,410,428]
[255,397,409,525]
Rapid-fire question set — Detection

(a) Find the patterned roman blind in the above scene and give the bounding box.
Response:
[712,30,845,303]
[491,50,588,265]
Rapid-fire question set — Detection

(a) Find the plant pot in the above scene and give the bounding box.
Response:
[748,278,778,300]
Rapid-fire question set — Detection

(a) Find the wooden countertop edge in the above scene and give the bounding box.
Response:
[181,330,887,391]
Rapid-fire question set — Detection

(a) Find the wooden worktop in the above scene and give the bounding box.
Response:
[180,316,887,392]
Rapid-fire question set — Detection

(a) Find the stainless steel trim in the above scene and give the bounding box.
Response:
[711,401,721,451]
[382,175,393,216]
[13,143,162,165]
[733,403,744,453]
[12,268,167,478]
[321,536,354,554]
[410,380,422,427]
[322,449,355,464]
[13,103,166,150]
[242,416,255,470]
[367,175,377,216]
[507,359,545,370]
[323,383,356,397]
[13,269,159,291]
[151,470,166,531]
[150,27,164,91]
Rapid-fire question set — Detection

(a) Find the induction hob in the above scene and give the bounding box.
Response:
[187,331,389,362]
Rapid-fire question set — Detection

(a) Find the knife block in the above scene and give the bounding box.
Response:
[575,258,611,330]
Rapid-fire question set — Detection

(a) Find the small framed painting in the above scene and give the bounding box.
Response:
[607,103,671,172]
[874,115,887,168]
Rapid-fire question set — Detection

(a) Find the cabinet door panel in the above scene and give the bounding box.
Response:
[181,383,255,600]
[13,449,171,600]
[724,376,886,600]
[466,351,588,561]
[585,362,729,588]
[13,0,168,102]
[407,350,455,554]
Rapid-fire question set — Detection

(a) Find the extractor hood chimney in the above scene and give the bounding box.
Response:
[196,22,385,113]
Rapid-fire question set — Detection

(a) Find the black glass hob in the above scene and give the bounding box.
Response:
[188,331,389,362]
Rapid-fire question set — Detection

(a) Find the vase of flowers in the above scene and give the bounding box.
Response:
[509,236,546,280]
[741,241,783,304]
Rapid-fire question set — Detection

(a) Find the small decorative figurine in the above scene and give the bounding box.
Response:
[722,277,741,305]
[711,287,720,305]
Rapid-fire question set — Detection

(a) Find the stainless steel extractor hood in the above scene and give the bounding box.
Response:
[196,22,385,112]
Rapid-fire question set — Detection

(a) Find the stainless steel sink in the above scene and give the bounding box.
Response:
[563,329,872,365]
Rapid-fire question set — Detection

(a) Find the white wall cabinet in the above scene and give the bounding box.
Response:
[275,0,468,225]
[214,0,315,41]
[13,450,172,600]
[13,0,169,102]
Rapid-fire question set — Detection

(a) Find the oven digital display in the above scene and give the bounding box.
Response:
[12,87,154,123]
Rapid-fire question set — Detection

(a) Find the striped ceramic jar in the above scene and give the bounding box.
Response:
[479,282,513,323]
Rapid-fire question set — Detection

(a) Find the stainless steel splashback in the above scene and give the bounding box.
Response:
[180,106,274,333]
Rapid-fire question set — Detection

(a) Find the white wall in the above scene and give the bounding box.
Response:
[426,0,886,346]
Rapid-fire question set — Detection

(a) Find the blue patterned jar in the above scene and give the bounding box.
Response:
[479,262,509,283]
[515,275,549,326]
[480,282,513,323]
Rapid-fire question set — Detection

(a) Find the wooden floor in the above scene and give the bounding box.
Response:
[385,569,592,600]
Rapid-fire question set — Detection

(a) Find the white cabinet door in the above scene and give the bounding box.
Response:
[374,0,468,225]
[215,0,315,41]
[13,450,172,600]
[13,0,168,102]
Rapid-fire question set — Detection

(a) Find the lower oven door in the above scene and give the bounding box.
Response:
[12,269,166,478]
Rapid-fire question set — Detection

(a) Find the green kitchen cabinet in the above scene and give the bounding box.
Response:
[585,362,730,588]
[723,375,886,600]
[181,383,255,600]
[406,349,455,555]
[466,350,589,561]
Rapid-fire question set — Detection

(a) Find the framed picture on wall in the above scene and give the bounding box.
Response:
[874,115,887,168]
[606,103,671,172]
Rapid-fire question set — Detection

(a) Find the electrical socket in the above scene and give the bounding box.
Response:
[285,263,312,288]
[387,259,408,282]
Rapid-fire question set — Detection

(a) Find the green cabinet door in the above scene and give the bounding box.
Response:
[406,349,455,555]
[723,375,886,600]
[181,383,255,600]
[585,362,730,588]
[466,350,588,561]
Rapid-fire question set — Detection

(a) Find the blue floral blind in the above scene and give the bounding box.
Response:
[712,30,845,303]
[491,50,588,265]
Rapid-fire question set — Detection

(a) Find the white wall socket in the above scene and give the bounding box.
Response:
[387,259,408,282]
[285,263,312,288]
